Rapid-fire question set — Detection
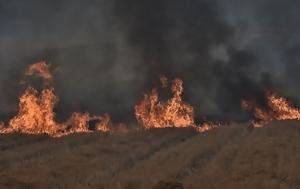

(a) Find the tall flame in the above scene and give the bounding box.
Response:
[135,78,195,129]
[135,77,218,132]
[0,62,111,137]
[0,62,221,137]
[8,87,60,135]
[242,94,300,127]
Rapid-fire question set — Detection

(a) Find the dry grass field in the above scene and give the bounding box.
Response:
[1,121,300,189]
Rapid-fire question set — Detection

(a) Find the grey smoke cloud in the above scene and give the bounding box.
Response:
[0,0,299,123]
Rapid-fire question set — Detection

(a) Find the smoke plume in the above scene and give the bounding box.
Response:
[0,0,299,123]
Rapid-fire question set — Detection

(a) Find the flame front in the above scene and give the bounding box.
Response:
[8,87,60,135]
[242,94,300,127]
[0,62,110,137]
[0,62,221,137]
[135,77,218,132]
[135,78,195,129]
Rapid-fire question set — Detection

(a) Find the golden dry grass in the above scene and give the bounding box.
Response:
[0,121,300,189]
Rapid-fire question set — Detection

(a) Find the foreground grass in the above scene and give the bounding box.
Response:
[0,121,300,189]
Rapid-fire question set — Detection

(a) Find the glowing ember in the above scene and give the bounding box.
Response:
[0,62,111,137]
[242,94,300,127]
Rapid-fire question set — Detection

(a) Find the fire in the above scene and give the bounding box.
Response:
[135,78,195,129]
[242,94,300,127]
[24,61,53,86]
[0,62,111,137]
[62,113,111,135]
[135,77,218,132]
[7,87,60,135]
[195,122,220,132]
[0,62,221,137]
[95,114,111,132]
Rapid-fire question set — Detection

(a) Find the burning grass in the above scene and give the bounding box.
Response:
[135,78,195,129]
[0,62,111,137]
[135,77,219,132]
[0,62,219,137]
[242,94,300,127]
[1,61,300,137]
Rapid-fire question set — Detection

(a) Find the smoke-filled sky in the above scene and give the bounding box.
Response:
[0,0,300,123]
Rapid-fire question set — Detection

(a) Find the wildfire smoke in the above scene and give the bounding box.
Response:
[1,62,300,137]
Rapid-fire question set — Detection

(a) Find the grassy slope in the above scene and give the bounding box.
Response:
[0,121,299,189]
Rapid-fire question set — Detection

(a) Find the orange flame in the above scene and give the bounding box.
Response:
[25,61,53,86]
[61,113,111,136]
[0,62,221,137]
[135,78,195,129]
[242,94,300,127]
[95,114,111,132]
[7,87,60,135]
[0,62,111,137]
[135,77,219,132]
[195,122,220,132]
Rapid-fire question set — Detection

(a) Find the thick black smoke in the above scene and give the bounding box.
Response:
[0,0,299,123]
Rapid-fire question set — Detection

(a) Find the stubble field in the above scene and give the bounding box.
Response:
[1,121,300,189]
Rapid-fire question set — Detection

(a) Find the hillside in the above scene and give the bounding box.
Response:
[0,121,300,189]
